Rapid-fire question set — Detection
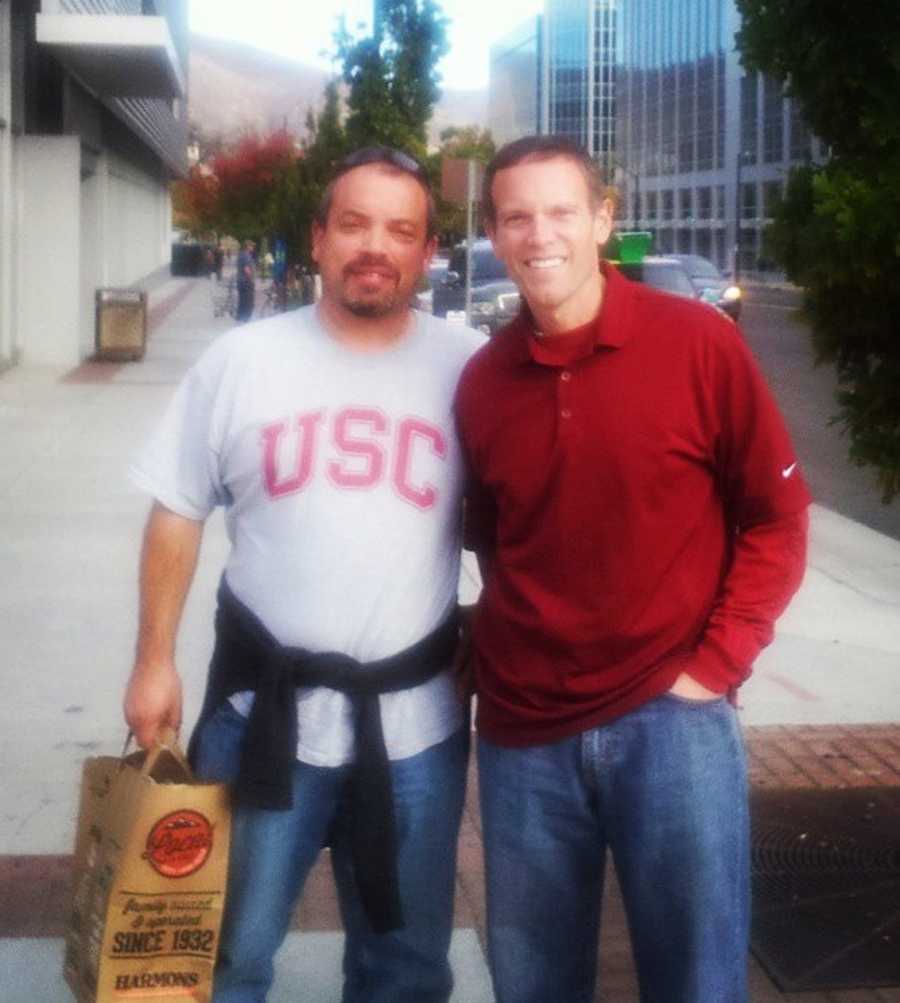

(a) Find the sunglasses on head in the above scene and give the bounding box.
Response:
[337,146,429,183]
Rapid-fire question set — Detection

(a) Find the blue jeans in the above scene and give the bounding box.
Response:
[478,693,749,1003]
[194,702,468,1003]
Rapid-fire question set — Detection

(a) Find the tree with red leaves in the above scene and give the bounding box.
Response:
[172,129,300,242]
[213,130,298,240]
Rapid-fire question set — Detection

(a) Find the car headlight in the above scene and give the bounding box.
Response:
[722,285,742,302]
[470,300,497,318]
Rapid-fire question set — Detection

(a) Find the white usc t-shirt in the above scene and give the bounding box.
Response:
[131,306,485,766]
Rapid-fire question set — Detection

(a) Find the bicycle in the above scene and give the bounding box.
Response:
[258,281,285,318]
[212,277,237,319]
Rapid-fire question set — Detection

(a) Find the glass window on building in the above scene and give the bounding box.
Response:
[677,228,692,253]
[658,229,674,253]
[789,98,813,162]
[661,66,677,173]
[739,228,757,274]
[714,230,726,271]
[680,188,693,220]
[697,186,712,220]
[763,76,784,163]
[677,63,694,173]
[741,182,757,220]
[716,185,726,220]
[696,229,712,260]
[646,191,658,221]
[661,190,674,221]
[740,73,758,164]
[763,180,783,219]
[696,55,715,172]
[716,53,726,170]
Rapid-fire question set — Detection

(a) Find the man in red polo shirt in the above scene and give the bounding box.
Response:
[455,135,811,1003]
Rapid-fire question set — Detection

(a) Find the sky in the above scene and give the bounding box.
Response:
[189,0,544,91]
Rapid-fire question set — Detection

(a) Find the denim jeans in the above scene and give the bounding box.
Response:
[478,693,749,1003]
[193,701,468,1003]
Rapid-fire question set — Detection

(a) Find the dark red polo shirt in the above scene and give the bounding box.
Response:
[455,263,811,747]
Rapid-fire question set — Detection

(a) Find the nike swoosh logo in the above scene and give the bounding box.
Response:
[782,462,797,478]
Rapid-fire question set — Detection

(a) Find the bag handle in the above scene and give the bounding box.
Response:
[122,726,193,779]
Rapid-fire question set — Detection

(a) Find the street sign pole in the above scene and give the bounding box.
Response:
[465,159,476,327]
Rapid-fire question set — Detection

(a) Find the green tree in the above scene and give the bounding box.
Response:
[273,80,348,265]
[335,0,449,157]
[737,0,900,501]
[437,125,495,162]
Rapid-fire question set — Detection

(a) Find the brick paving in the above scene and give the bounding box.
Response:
[3,722,899,1000]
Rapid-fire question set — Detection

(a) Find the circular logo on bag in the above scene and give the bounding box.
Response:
[143,810,213,878]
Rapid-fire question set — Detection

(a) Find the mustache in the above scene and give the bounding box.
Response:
[344,254,400,281]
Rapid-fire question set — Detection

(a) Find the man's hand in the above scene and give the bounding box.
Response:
[668,671,722,702]
[124,659,183,748]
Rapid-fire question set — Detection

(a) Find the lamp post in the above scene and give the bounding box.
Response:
[734,150,751,282]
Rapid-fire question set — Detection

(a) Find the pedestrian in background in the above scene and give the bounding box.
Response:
[124,145,484,1002]
[455,135,811,1003]
[236,239,256,322]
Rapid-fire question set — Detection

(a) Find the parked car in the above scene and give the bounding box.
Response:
[429,239,521,335]
[615,255,738,323]
[669,253,743,320]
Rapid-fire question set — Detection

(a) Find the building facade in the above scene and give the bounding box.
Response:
[0,0,188,369]
[542,0,618,179]
[487,0,823,273]
[615,0,823,272]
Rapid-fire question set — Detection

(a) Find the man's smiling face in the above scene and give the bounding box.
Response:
[312,163,434,321]
[486,155,613,334]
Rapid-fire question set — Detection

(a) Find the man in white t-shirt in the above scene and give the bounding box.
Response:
[124,147,484,1003]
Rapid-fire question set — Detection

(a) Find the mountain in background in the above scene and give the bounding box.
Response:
[189,34,488,149]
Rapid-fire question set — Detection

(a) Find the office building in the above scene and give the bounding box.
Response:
[488,0,824,273]
[615,0,823,272]
[543,0,618,179]
[0,0,188,369]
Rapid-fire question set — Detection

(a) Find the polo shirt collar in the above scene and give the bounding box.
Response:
[503,261,634,367]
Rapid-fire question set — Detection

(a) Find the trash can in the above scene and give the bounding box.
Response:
[171,242,213,276]
[95,289,147,362]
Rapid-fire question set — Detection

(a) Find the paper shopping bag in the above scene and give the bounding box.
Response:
[64,729,231,1003]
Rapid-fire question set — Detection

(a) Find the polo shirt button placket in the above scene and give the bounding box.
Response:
[559,370,573,432]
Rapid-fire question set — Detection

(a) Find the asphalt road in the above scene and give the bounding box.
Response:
[739,285,900,541]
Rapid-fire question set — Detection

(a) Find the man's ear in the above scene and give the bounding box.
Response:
[593,198,615,247]
[311,221,323,265]
[423,235,438,267]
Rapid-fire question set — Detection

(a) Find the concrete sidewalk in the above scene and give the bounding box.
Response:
[1,277,899,1000]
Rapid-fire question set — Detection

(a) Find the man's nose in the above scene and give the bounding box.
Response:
[360,225,390,254]
[526,213,553,245]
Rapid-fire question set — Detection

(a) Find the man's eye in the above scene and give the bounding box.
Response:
[502,215,527,226]
[392,228,417,242]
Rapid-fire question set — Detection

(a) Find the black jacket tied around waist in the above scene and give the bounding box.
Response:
[189,578,461,934]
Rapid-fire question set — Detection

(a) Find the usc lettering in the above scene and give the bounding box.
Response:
[261,407,447,510]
